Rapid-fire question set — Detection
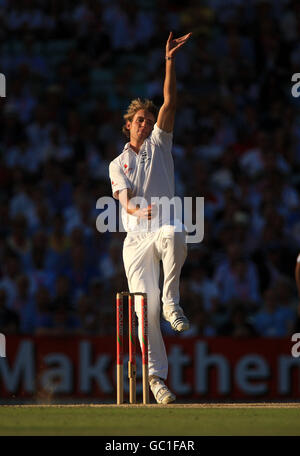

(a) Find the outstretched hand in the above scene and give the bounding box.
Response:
[165,31,192,59]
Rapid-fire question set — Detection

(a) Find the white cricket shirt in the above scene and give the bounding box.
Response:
[109,123,175,232]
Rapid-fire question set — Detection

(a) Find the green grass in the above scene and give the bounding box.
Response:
[0,406,300,436]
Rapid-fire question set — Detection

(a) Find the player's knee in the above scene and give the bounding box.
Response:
[163,226,186,251]
[147,307,161,324]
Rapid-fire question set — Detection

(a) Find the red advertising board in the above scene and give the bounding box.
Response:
[0,336,300,401]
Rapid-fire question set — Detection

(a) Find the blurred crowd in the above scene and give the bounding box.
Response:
[0,0,300,338]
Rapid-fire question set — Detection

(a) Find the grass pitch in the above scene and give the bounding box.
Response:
[0,404,300,436]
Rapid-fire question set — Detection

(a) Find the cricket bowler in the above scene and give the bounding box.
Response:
[109,32,192,404]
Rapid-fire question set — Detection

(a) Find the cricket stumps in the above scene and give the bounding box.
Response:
[116,292,149,405]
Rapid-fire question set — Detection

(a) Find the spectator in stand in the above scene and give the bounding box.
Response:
[274,275,298,336]
[51,275,73,312]
[294,252,300,331]
[0,288,19,334]
[11,274,35,334]
[0,253,21,309]
[62,244,99,301]
[51,305,81,336]
[239,131,290,179]
[100,308,115,336]
[32,190,54,235]
[275,275,298,310]
[253,286,295,337]
[77,294,100,335]
[102,0,156,51]
[98,239,124,287]
[42,126,73,164]
[296,253,300,309]
[6,133,40,175]
[180,297,216,338]
[6,214,31,262]
[32,286,54,335]
[9,177,39,231]
[47,213,70,272]
[23,231,57,295]
[9,77,37,125]
[0,104,23,148]
[89,278,104,309]
[65,194,94,238]
[218,302,258,338]
[42,160,73,213]
[188,262,220,313]
[15,33,49,77]
[26,104,53,151]
[214,242,261,310]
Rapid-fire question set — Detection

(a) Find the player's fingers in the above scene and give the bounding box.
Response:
[173,42,186,52]
[176,33,192,42]
[172,39,189,50]
[175,37,188,43]
[140,208,150,218]
[167,31,173,42]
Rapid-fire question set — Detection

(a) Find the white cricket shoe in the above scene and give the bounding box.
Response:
[149,376,176,404]
[163,306,190,332]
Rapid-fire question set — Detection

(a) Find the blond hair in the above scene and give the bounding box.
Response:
[122,98,159,138]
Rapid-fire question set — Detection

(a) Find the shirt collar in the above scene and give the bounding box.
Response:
[124,142,132,152]
[123,142,145,154]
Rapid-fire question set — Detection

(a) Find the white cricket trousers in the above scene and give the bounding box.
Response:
[122,224,187,380]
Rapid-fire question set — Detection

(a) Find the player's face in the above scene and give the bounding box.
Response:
[127,109,155,142]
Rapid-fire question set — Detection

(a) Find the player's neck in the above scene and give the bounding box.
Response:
[129,138,143,154]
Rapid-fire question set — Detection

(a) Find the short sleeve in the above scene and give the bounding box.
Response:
[109,160,131,199]
[150,123,173,150]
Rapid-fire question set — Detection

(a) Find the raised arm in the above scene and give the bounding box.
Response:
[157,32,192,133]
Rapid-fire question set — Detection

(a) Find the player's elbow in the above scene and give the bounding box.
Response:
[118,189,133,210]
[162,100,176,111]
